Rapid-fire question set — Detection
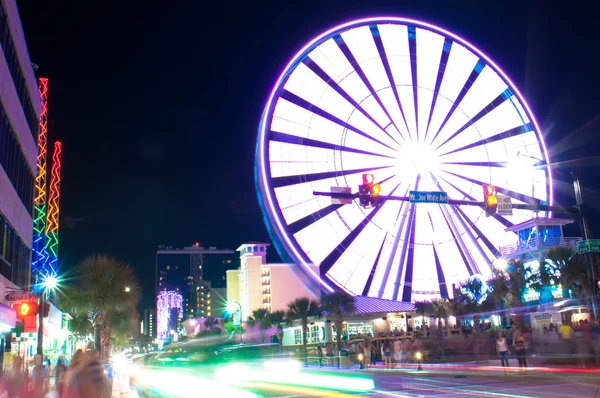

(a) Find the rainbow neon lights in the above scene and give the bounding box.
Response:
[32,78,49,277]
[156,291,183,341]
[44,141,62,273]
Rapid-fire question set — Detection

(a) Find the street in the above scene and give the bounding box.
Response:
[365,370,600,397]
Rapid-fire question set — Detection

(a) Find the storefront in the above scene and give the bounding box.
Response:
[0,303,16,369]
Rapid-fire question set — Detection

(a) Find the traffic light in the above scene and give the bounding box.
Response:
[16,301,38,319]
[358,174,382,208]
[483,184,497,217]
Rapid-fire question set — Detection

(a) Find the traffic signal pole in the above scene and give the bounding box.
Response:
[37,291,44,356]
[572,173,599,321]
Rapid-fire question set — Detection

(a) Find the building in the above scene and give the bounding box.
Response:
[155,244,235,319]
[281,296,416,347]
[0,0,41,292]
[227,242,318,320]
[141,307,155,341]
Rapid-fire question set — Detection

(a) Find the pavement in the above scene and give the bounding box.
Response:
[110,359,600,398]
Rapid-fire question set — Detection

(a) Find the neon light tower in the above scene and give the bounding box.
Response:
[44,141,62,274]
[32,78,49,281]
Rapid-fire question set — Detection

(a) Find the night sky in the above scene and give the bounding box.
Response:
[17,0,600,307]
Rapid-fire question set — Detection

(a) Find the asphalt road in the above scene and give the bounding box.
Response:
[364,369,600,398]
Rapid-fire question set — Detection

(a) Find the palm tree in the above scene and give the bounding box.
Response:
[430,299,449,327]
[58,255,140,359]
[546,248,588,298]
[486,269,509,310]
[271,310,286,346]
[204,316,218,332]
[247,308,272,343]
[286,297,321,365]
[320,292,355,357]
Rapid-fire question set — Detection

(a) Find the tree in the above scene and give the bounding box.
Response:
[286,297,321,365]
[246,309,272,343]
[430,299,450,327]
[68,314,93,338]
[320,292,355,357]
[271,310,286,346]
[204,317,219,332]
[503,259,527,327]
[57,255,140,359]
[546,248,588,298]
[486,269,509,310]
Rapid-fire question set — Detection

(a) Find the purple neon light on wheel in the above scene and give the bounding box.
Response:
[256,17,552,302]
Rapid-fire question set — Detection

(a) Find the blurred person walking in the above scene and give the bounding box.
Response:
[4,356,26,398]
[55,357,67,398]
[64,351,109,398]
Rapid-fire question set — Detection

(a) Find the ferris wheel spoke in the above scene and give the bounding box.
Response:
[407,26,420,142]
[319,184,399,277]
[377,188,411,298]
[430,172,479,275]
[429,59,486,146]
[301,58,405,144]
[439,123,532,157]
[438,175,514,228]
[434,89,511,152]
[333,34,404,147]
[269,130,396,159]
[362,228,391,296]
[455,206,500,258]
[424,37,452,142]
[442,170,543,205]
[391,175,420,301]
[280,91,398,153]
[370,25,412,141]
[271,165,393,188]
[441,161,511,168]
[426,213,450,298]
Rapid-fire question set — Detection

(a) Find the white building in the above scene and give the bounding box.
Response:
[0,0,41,292]
[227,242,318,320]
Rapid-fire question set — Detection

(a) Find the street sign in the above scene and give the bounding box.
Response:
[5,291,33,302]
[577,239,600,254]
[497,194,513,216]
[409,191,448,204]
[331,187,352,205]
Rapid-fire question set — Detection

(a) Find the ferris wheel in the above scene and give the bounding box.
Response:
[255,17,552,302]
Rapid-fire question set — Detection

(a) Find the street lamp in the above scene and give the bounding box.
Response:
[227,301,243,343]
[38,274,60,356]
[124,286,131,293]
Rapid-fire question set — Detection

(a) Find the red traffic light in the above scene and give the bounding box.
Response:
[362,173,375,185]
[16,301,38,318]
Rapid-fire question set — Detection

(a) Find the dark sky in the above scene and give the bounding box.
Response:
[17,0,600,307]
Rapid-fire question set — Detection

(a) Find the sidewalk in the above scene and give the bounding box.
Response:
[111,371,138,398]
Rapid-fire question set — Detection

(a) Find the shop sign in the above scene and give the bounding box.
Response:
[5,291,33,302]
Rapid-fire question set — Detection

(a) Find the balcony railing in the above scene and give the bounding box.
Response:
[499,236,581,256]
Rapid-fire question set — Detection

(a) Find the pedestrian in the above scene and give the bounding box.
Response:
[56,357,67,397]
[5,355,26,398]
[496,332,510,373]
[393,339,402,367]
[382,340,393,369]
[514,332,528,370]
[363,339,371,369]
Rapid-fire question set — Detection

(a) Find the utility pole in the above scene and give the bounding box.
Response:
[572,173,599,321]
[37,291,44,356]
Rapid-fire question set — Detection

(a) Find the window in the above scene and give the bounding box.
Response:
[0,211,30,286]
[260,247,264,252]
[166,266,170,270]
[0,14,39,142]
[0,105,35,215]
[294,328,302,345]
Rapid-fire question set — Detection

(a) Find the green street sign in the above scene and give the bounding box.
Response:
[577,239,600,254]
[409,191,448,204]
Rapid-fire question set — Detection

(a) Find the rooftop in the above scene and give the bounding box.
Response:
[505,217,575,232]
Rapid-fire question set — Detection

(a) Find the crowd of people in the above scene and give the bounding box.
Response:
[0,350,111,398]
